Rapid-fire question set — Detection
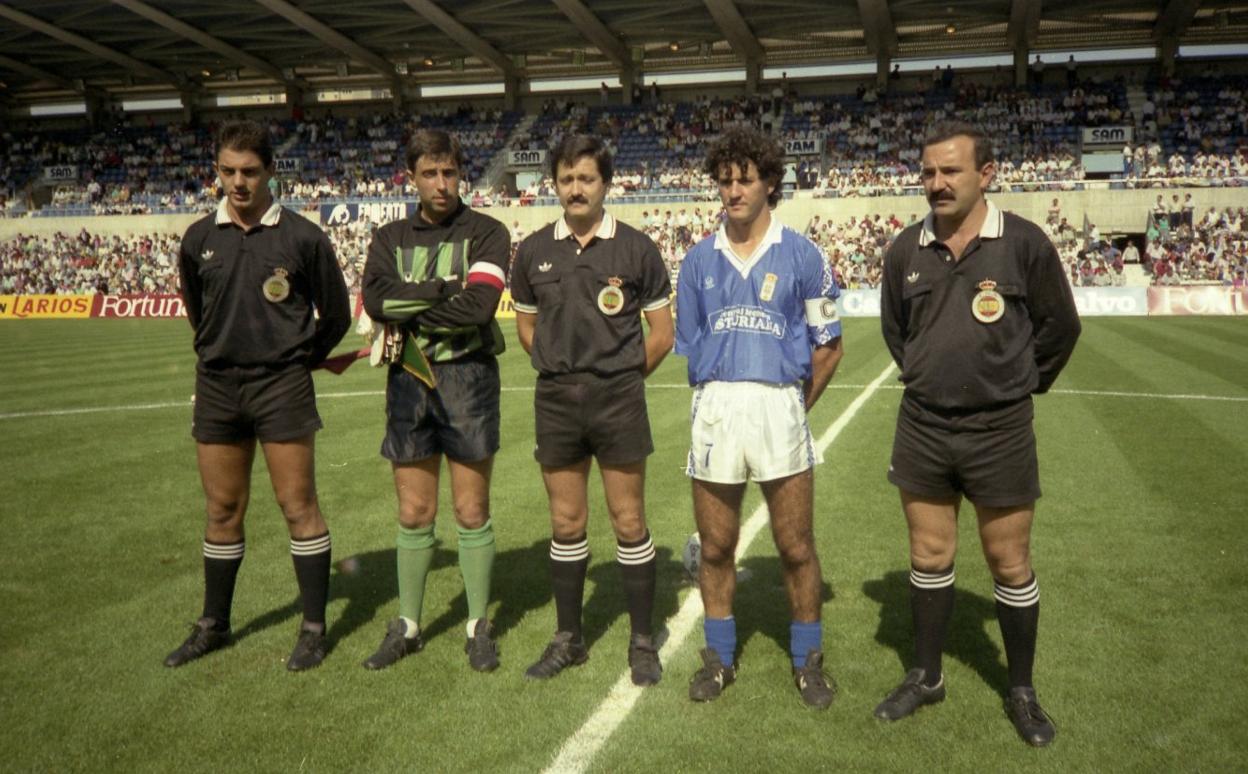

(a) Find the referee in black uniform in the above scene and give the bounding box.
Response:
[511,134,674,686]
[167,120,350,671]
[875,121,1080,745]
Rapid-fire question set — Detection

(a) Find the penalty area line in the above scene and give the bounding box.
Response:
[540,362,897,774]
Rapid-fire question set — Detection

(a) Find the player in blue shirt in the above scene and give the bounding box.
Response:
[675,127,844,708]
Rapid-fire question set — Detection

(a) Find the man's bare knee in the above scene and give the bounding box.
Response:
[607,508,647,542]
[453,498,489,530]
[777,538,817,568]
[909,534,956,570]
[398,497,437,529]
[985,551,1032,585]
[205,496,245,525]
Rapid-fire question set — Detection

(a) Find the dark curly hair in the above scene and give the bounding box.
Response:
[703,126,785,207]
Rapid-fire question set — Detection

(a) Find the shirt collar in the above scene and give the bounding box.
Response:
[554,212,616,241]
[215,197,282,228]
[919,200,1003,246]
[411,199,464,229]
[713,213,784,260]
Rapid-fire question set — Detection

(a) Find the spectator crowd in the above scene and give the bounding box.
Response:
[1143,204,1248,285]
[3,67,1246,296]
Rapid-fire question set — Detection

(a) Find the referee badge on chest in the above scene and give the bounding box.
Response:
[971,279,1004,323]
[597,276,624,316]
[262,267,291,303]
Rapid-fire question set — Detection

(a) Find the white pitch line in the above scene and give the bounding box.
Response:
[1048,387,1248,402]
[0,401,191,420]
[540,362,898,774]
[4,380,1246,421]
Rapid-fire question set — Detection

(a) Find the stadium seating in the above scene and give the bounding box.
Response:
[5,72,1247,218]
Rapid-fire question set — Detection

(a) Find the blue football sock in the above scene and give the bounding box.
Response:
[790,620,822,668]
[704,617,736,667]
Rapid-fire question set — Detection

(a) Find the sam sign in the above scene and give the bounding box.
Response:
[43,165,79,182]
[1081,126,1133,148]
[506,149,546,170]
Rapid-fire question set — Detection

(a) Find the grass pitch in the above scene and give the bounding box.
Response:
[1,317,1246,772]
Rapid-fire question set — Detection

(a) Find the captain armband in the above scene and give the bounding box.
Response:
[804,297,840,326]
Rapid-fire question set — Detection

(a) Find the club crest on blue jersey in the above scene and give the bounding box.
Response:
[760,272,778,302]
[708,305,786,338]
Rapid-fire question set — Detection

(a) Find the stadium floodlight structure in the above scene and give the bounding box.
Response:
[856,0,899,84]
[703,0,765,84]
[1153,0,1202,70]
[1007,0,1042,83]
[109,0,309,90]
[253,0,402,91]
[551,0,632,71]
[0,53,80,94]
[0,2,182,88]
[397,0,516,77]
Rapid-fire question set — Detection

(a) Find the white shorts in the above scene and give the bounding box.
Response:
[685,381,822,484]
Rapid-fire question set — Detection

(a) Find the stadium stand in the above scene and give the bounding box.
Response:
[1142,205,1248,285]
[276,106,523,204]
[0,229,182,294]
[2,122,217,217]
[4,63,1247,298]
[4,72,1247,219]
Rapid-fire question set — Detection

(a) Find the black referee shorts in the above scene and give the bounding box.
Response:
[887,394,1041,508]
[193,363,322,444]
[382,355,500,464]
[534,370,653,467]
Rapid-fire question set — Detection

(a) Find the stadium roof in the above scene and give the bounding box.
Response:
[0,0,1244,103]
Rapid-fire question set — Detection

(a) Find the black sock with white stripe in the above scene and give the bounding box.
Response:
[910,565,955,687]
[202,539,244,630]
[290,532,332,632]
[994,574,1040,688]
[617,531,656,638]
[549,535,590,639]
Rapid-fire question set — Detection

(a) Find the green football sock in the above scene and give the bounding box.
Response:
[396,524,437,626]
[456,519,495,622]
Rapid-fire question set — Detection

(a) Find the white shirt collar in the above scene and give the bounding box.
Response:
[919,200,1003,246]
[554,212,616,241]
[713,213,784,277]
[216,197,282,228]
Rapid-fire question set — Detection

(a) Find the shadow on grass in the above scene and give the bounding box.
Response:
[232,539,554,653]
[729,553,835,665]
[863,570,1009,694]
[417,538,551,645]
[579,546,683,654]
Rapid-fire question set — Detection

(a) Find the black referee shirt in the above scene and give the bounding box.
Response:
[880,201,1081,411]
[178,200,351,369]
[511,213,671,377]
